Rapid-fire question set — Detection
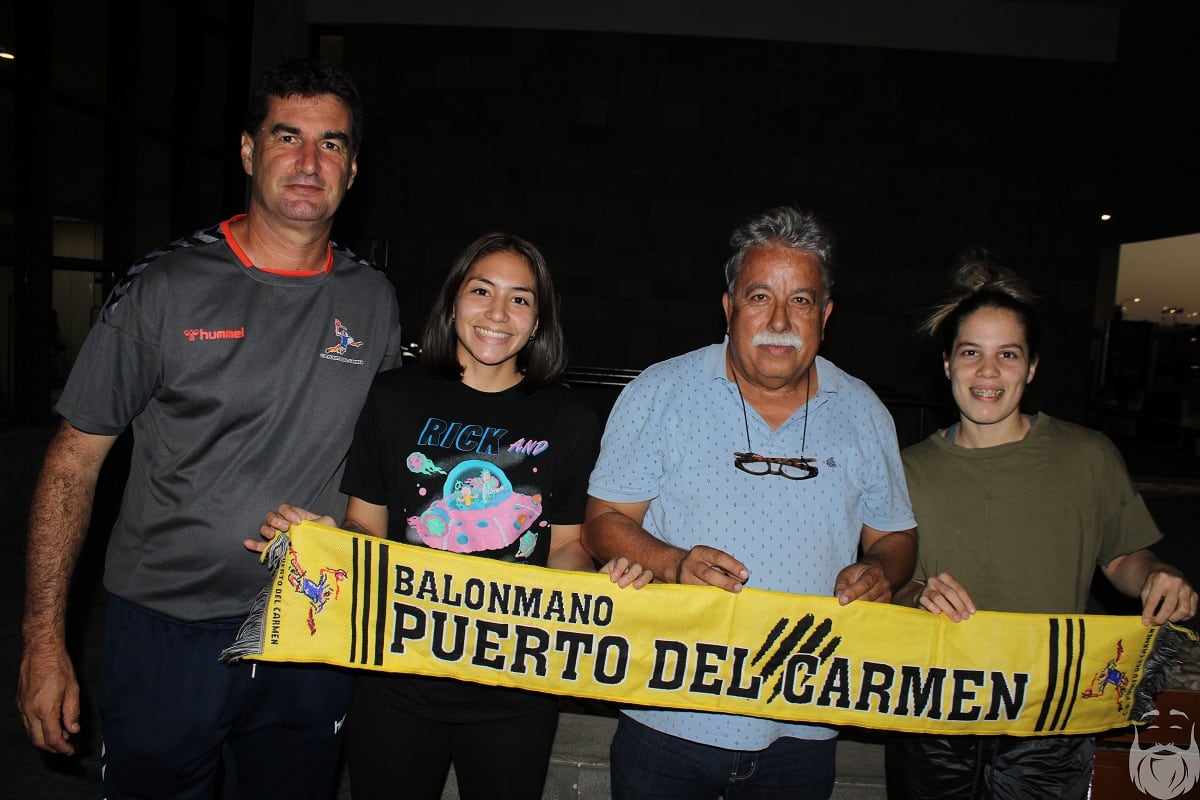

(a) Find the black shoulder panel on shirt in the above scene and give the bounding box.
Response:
[100,223,224,322]
[330,240,382,271]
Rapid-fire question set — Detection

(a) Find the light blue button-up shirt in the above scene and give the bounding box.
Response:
[588,339,916,749]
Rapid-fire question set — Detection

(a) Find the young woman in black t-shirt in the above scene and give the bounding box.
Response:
[256,232,651,800]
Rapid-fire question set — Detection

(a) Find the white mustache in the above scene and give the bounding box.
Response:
[752,332,805,349]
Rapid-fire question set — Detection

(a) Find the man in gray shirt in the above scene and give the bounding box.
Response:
[17,58,402,799]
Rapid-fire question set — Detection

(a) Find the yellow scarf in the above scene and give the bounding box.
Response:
[221,521,1195,735]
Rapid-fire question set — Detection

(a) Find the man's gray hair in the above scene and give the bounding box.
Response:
[723,206,836,301]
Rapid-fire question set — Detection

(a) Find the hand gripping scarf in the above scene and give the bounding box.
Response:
[221,521,1196,736]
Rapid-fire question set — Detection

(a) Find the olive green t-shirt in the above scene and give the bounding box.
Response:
[903,413,1161,614]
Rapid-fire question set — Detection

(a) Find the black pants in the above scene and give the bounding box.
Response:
[346,679,559,800]
[101,595,352,800]
[885,732,1094,800]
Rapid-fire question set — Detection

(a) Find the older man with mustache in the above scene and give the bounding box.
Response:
[581,205,917,799]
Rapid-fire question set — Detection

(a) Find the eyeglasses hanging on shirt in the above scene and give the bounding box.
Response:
[730,369,819,481]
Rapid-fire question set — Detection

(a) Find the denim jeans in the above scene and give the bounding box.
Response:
[610,715,837,800]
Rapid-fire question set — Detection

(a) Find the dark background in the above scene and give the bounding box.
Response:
[3,2,1199,432]
[343,23,1107,417]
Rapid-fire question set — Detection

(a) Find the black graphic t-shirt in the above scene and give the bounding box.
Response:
[340,365,601,721]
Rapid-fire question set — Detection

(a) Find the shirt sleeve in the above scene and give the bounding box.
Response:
[381,312,405,372]
[547,400,602,525]
[1096,435,1163,566]
[55,267,167,435]
[857,395,918,533]
[340,376,394,505]
[586,375,666,504]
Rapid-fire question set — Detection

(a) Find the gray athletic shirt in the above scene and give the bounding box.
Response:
[56,218,403,621]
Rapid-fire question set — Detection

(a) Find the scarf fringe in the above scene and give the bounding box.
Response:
[1130,623,1200,722]
[218,533,291,664]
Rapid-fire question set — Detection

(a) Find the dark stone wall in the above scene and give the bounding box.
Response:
[338,24,1116,425]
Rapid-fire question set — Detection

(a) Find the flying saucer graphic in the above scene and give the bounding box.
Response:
[407,459,542,554]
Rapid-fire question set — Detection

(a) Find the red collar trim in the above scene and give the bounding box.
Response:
[221,215,333,276]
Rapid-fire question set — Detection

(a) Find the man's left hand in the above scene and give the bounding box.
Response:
[834,562,893,605]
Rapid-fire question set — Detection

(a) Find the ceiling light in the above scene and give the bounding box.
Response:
[0,46,13,61]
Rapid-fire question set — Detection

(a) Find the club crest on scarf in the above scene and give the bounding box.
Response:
[1083,639,1131,705]
[286,543,347,635]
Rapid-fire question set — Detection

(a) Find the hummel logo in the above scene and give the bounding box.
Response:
[183,327,245,342]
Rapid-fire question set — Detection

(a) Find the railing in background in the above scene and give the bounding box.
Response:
[562,365,644,388]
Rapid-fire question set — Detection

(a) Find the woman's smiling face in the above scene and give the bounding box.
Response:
[944,305,1038,440]
[453,250,539,380]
